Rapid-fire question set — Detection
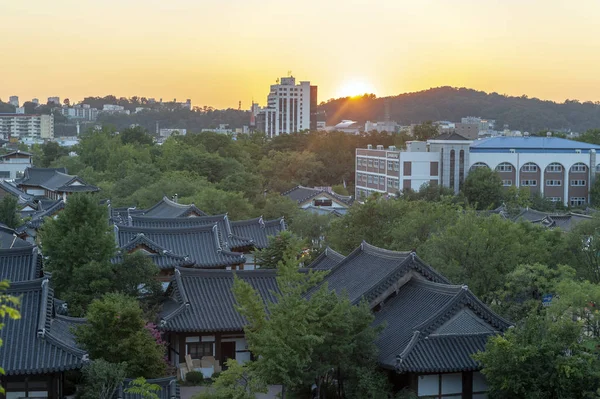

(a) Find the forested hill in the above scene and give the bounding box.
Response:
[318,87,600,133]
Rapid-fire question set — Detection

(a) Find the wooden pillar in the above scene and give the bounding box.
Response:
[178,333,186,363]
[462,371,473,399]
[215,333,222,365]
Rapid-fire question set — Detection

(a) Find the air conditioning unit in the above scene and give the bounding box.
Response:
[389,146,396,151]
[376,145,384,150]
[367,144,373,149]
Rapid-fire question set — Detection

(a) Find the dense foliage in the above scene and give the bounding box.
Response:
[0,196,22,229]
[319,87,600,132]
[75,293,166,378]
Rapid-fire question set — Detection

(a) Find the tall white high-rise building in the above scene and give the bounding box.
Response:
[257,76,317,137]
[0,113,54,140]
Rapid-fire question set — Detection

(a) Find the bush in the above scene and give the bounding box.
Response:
[186,371,204,385]
[210,371,221,380]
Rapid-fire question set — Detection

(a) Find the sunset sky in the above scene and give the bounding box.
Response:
[2,0,599,109]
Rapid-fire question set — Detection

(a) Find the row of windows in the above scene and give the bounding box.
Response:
[503,179,587,187]
[488,162,589,173]
[571,197,587,206]
[357,157,400,171]
[357,173,400,188]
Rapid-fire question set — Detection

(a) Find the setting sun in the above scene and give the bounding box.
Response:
[337,80,377,98]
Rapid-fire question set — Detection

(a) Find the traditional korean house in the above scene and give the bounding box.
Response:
[314,242,511,398]
[0,239,41,282]
[159,268,278,377]
[15,200,65,243]
[229,217,287,266]
[0,276,88,399]
[114,223,246,270]
[305,246,345,270]
[17,167,99,201]
[282,185,352,215]
[140,196,206,218]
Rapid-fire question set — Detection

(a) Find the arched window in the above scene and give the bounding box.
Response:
[546,163,563,173]
[570,163,587,173]
[521,162,538,173]
[495,162,513,172]
[459,149,465,187]
[450,150,456,189]
[470,162,489,171]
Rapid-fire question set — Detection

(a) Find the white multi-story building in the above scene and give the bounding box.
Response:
[102,104,130,114]
[0,113,54,140]
[0,150,33,179]
[60,104,98,121]
[355,135,600,207]
[257,76,317,137]
[159,128,187,137]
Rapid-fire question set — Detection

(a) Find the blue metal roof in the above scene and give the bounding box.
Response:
[471,137,600,153]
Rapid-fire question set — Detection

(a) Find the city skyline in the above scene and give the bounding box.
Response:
[2,0,600,109]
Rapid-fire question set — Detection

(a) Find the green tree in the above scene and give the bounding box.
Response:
[412,121,439,141]
[120,126,154,146]
[0,281,20,394]
[288,211,333,256]
[462,167,503,210]
[40,141,68,167]
[40,194,116,299]
[0,196,22,229]
[475,314,600,398]
[232,255,387,398]
[576,128,600,145]
[493,263,576,322]
[124,377,161,399]
[503,186,532,216]
[77,359,127,399]
[563,215,600,283]
[193,360,267,399]
[253,231,305,269]
[420,212,568,302]
[75,293,166,378]
[258,150,325,193]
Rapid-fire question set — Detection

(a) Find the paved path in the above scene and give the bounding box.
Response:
[180,385,283,399]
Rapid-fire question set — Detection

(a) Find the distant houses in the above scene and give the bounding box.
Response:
[282,185,353,216]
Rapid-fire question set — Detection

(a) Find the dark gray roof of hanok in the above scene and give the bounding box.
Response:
[373,278,511,372]
[0,180,34,202]
[0,277,87,375]
[112,234,195,270]
[18,167,98,193]
[129,214,254,250]
[282,185,353,206]
[160,268,279,333]
[115,224,245,268]
[313,241,450,305]
[306,247,345,271]
[23,199,65,229]
[0,245,41,282]
[229,217,286,249]
[142,196,206,218]
[0,150,33,158]
[536,213,593,232]
[117,376,179,399]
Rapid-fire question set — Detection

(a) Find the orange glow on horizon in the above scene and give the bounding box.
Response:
[2,0,600,108]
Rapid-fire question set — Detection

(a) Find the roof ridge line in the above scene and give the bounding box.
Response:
[413,288,468,334]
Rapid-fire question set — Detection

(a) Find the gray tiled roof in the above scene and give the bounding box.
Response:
[0,245,40,282]
[306,247,345,270]
[229,217,286,249]
[0,277,87,375]
[373,278,511,372]
[112,234,194,270]
[282,185,352,206]
[314,242,449,304]
[24,199,65,229]
[160,268,279,332]
[142,196,206,218]
[115,224,245,268]
[18,167,98,193]
[117,376,179,399]
[129,214,254,250]
[0,180,34,202]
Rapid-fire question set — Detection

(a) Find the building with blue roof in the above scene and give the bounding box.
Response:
[356,135,599,207]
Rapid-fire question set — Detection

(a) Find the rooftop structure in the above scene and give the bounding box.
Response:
[17,167,99,200]
[282,185,352,215]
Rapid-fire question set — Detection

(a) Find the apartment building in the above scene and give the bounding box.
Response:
[60,104,98,121]
[0,113,54,140]
[356,135,600,207]
[257,76,317,137]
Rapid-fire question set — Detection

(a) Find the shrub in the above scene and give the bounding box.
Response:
[210,371,221,380]
[186,371,204,385]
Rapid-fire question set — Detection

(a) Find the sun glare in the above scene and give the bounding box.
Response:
[337,80,376,98]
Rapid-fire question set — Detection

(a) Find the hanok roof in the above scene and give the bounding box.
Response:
[0,180,34,202]
[0,245,41,282]
[160,268,279,332]
[539,213,593,232]
[115,224,245,268]
[112,234,194,270]
[373,278,510,372]
[128,214,254,250]
[314,241,449,305]
[18,167,99,193]
[306,247,345,270]
[117,376,179,399]
[0,277,87,375]
[229,217,286,249]
[282,185,352,207]
[0,150,33,159]
[142,196,206,218]
[304,205,347,217]
[23,199,65,229]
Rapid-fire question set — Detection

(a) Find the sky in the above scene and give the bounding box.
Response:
[1,0,600,109]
